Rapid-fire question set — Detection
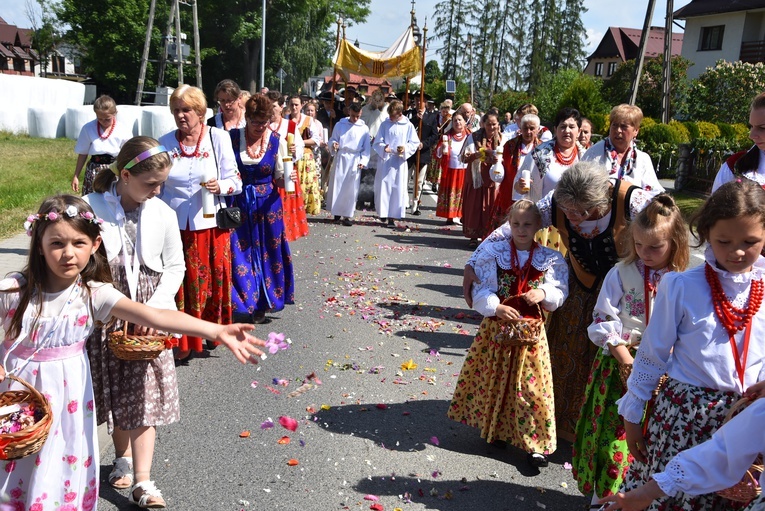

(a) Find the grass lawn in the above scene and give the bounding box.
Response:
[672,190,706,224]
[0,132,77,239]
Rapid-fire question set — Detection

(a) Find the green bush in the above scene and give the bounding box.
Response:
[683,121,700,139]
[696,121,721,139]
[731,123,751,147]
[668,120,690,144]
[716,122,735,141]
[641,117,657,131]
[557,74,609,124]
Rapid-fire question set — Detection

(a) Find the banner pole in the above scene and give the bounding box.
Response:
[413,23,427,211]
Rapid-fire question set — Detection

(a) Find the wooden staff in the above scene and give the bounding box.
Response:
[413,23,427,208]
[323,18,343,194]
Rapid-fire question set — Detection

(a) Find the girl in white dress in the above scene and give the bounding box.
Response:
[617,179,765,510]
[0,195,266,510]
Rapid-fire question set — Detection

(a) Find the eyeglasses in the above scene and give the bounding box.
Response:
[217,98,238,106]
[558,204,592,219]
[246,117,269,127]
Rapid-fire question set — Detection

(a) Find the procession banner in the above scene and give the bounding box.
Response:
[332,26,422,80]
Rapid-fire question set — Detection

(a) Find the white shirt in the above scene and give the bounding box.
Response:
[618,247,765,424]
[436,134,468,169]
[74,118,133,156]
[712,147,765,192]
[158,127,242,231]
[84,187,185,310]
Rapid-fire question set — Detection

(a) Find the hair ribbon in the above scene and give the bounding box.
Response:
[124,145,168,170]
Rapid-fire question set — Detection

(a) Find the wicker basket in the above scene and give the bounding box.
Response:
[108,322,172,361]
[618,362,633,389]
[0,375,52,460]
[495,295,544,347]
[716,398,763,504]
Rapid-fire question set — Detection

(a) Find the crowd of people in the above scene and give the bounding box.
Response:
[0,83,764,511]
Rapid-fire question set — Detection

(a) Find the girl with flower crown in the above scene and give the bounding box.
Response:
[616,179,765,510]
[0,195,266,511]
[572,194,689,508]
[84,136,184,508]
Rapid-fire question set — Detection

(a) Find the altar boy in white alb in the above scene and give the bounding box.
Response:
[327,103,371,226]
[373,99,420,227]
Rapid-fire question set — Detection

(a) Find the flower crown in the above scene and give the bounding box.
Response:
[24,204,104,236]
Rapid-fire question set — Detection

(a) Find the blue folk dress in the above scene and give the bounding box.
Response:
[229,129,295,314]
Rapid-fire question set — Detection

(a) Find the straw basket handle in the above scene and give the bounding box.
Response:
[2,375,48,412]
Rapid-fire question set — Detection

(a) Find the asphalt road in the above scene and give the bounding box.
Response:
[96,187,593,511]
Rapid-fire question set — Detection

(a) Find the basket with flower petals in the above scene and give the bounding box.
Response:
[108,322,177,361]
[495,295,544,347]
[0,375,52,460]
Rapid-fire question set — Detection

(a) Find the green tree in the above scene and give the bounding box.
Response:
[686,60,765,123]
[601,56,692,120]
[425,60,442,82]
[26,0,61,78]
[533,68,580,124]
[432,0,468,80]
[557,74,608,122]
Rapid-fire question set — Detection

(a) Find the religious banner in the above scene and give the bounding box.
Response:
[333,26,422,80]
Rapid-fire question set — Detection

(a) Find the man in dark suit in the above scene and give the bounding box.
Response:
[316,90,341,134]
[407,105,440,215]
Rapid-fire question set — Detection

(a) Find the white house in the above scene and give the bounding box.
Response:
[675,0,765,79]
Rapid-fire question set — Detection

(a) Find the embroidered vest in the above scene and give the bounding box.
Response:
[615,262,650,346]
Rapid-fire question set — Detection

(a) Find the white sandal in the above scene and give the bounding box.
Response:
[129,480,166,509]
[108,457,133,489]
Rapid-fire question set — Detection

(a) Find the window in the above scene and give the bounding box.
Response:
[699,25,725,51]
[594,62,603,76]
[607,62,617,77]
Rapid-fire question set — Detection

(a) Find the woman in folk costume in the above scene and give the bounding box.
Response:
[158,85,242,360]
[489,113,542,231]
[266,91,309,241]
[460,110,502,247]
[426,102,452,193]
[228,94,295,325]
[372,99,420,228]
[514,107,585,254]
[581,104,663,195]
[72,95,133,195]
[286,95,322,215]
[434,112,469,225]
[327,103,371,226]
[712,92,765,192]
[207,79,246,131]
[572,195,689,508]
[449,200,568,468]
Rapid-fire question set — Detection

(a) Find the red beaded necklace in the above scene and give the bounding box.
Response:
[245,128,269,160]
[97,118,116,140]
[554,143,578,166]
[705,262,764,386]
[509,239,537,293]
[177,126,205,158]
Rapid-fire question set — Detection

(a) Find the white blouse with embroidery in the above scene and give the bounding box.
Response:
[617,247,765,424]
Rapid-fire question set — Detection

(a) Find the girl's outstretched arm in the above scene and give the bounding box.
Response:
[110,297,266,364]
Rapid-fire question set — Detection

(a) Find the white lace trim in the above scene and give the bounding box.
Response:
[480,241,560,271]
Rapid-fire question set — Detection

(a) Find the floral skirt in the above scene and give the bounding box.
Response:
[278,186,309,242]
[425,153,441,185]
[436,167,464,219]
[572,350,633,498]
[447,318,556,454]
[177,227,233,352]
[88,264,180,432]
[535,225,567,258]
[621,378,745,511]
[545,265,600,441]
[298,153,321,215]
[82,160,110,196]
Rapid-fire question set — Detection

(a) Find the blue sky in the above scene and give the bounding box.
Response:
[3,0,692,62]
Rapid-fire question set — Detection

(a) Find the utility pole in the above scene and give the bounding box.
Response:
[260,0,266,90]
[467,34,474,105]
[661,0,675,123]
[134,0,157,105]
[629,0,656,106]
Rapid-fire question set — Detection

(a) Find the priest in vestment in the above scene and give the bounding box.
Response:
[326,103,371,226]
[373,99,420,227]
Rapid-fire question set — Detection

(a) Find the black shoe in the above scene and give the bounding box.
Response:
[342,218,352,226]
[378,217,387,223]
[333,215,341,224]
[252,310,267,324]
[412,209,421,216]
[527,452,548,468]
[205,340,218,350]
[387,219,395,227]
[445,218,455,225]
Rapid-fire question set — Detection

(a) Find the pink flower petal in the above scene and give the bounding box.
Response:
[278,415,298,432]
[430,436,439,446]
[363,495,379,501]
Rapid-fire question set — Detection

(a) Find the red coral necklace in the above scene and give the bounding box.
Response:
[245,129,269,160]
[177,126,205,158]
[705,262,764,386]
[554,143,577,166]
[97,118,115,140]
